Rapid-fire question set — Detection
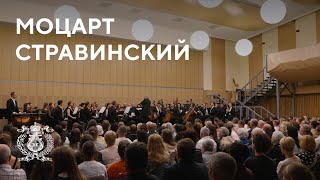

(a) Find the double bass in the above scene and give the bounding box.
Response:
[183,107,195,122]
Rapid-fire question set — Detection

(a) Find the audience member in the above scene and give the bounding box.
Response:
[208,152,237,180]
[283,162,316,180]
[107,140,130,180]
[115,125,132,146]
[101,130,120,167]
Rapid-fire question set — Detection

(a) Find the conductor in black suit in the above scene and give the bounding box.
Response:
[6,92,19,122]
[140,96,151,123]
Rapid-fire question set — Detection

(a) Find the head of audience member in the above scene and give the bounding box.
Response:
[125,142,148,173]
[230,142,250,165]
[271,131,284,145]
[87,120,97,130]
[252,133,272,155]
[82,141,96,161]
[117,125,128,138]
[263,123,272,137]
[60,121,68,131]
[177,138,195,162]
[299,135,316,152]
[104,130,117,147]
[57,100,63,106]
[174,124,186,133]
[3,124,13,133]
[251,128,265,139]
[202,139,215,154]
[0,144,11,165]
[79,134,94,151]
[118,121,125,127]
[31,161,53,180]
[88,127,99,141]
[183,130,198,144]
[283,162,316,180]
[205,119,213,127]
[200,126,210,139]
[237,128,248,141]
[118,140,130,160]
[162,129,176,146]
[299,124,312,136]
[96,125,104,137]
[102,120,110,131]
[69,128,81,148]
[51,132,62,148]
[130,124,137,134]
[51,146,85,180]
[162,122,175,133]
[208,124,218,141]
[208,152,237,180]
[147,122,157,133]
[238,120,245,128]
[258,120,265,128]
[250,119,258,129]
[217,127,229,140]
[109,123,118,132]
[137,123,147,132]
[136,130,148,144]
[0,133,12,147]
[147,134,169,165]
[280,137,295,157]
[220,136,235,153]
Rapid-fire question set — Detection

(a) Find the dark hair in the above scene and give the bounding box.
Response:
[87,119,97,129]
[88,127,98,140]
[162,129,176,146]
[253,133,272,153]
[69,128,81,149]
[51,146,85,180]
[102,120,110,130]
[79,134,94,151]
[230,142,250,164]
[0,133,12,146]
[130,124,137,133]
[137,131,148,144]
[57,100,63,106]
[82,141,96,161]
[287,126,300,148]
[67,101,72,106]
[177,138,195,162]
[31,161,53,180]
[125,142,148,171]
[183,130,198,144]
[60,121,68,129]
[10,92,15,97]
[175,124,186,133]
[110,123,118,132]
[208,124,218,141]
[118,140,130,159]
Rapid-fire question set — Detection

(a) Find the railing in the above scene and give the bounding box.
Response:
[235,100,263,119]
[248,106,275,118]
[237,66,275,104]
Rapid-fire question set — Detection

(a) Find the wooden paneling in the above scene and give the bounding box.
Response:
[211,38,226,90]
[260,94,320,117]
[278,21,296,51]
[0,23,204,108]
[249,35,263,87]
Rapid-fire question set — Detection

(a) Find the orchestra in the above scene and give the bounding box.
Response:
[4,92,237,128]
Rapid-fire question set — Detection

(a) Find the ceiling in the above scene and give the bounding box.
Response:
[6,0,320,41]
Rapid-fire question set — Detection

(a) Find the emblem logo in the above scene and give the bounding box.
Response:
[17,122,54,162]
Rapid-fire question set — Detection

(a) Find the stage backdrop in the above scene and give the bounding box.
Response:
[0,22,204,108]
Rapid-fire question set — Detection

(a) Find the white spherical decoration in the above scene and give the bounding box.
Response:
[54,5,81,31]
[132,20,154,41]
[260,0,286,24]
[235,39,253,56]
[190,31,210,50]
[198,0,223,8]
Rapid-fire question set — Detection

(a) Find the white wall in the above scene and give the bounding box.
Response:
[203,40,212,90]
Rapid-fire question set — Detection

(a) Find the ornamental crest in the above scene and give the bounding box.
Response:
[17,122,54,162]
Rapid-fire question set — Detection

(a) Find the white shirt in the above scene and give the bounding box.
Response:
[115,137,132,146]
[196,136,217,152]
[78,161,107,180]
[11,98,16,106]
[277,156,301,179]
[100,145,120,168]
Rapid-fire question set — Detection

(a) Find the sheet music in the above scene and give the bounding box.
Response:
[99,107,106,114]
[124,106,132,114]
[136,108,142,111]
[73,107,78,115]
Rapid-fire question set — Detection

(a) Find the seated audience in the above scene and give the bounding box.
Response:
[107,140,130,180]
[277,137,301,179]
[161,129,177,164]
[89,126,106,152]
[0,144,27,180]
[201,139,215,167]
[125,142,159,180]
[230,142,254,180]
[68,128,81,152]
[208,152,237,180]
[315,125,320,153]
[245,133,277,180]
[297,135,320,179]
[0,133,21,169]
[101,130,120,167]
[78,141,107,179]
[267,130,285,166]
[115,125,132,146]
[51,146,86,180]
[237,128,249,145]
[163,138,208,180]
[147,134,170,178]
[196,126,217,152]
[283,162,316,180]
[31,161,53,180]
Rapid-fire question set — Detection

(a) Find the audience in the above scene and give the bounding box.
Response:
[115,125,133,146]
[163,138,208,180]
[283,162,316,180]
[0,133,21,169]
[208,152,237,180]
[107,140,130,180]
[78,141,107,179]
[100,130,120,167]
[230,142,254,180]
[125,142,159,180]
[0,144,27,180]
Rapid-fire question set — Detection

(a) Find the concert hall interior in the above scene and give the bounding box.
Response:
[1,0,320,180]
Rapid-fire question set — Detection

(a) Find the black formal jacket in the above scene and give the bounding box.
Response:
[140,98,151,117]
[162,161,209,180]
[108,105,117,122]
[6,98,19,115]
[80,106,91,123]
[53,106,64,121]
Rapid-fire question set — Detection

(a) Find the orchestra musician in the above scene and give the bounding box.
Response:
[46,102,55,127]
[23,102,32,113]
[79,101,92,124]
[53,100,64,125]
[108,101,118,123]
[6,92,19,122]
[140,96,151,123]
[225,102,236,120]
[65,101,77,130]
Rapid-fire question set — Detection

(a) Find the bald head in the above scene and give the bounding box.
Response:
[0,144,11,164]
